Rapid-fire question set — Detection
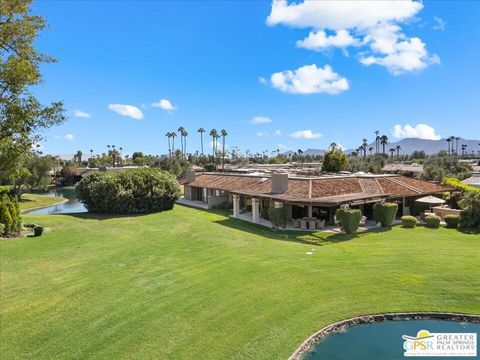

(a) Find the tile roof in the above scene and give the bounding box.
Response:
[186,173,452,204]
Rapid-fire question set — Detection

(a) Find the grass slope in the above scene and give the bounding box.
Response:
[1,205,479,359]
[19,193,66,212]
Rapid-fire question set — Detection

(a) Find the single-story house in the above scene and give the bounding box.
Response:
[183,171,452,224]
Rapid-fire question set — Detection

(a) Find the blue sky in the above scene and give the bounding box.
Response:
[32,1,480,156]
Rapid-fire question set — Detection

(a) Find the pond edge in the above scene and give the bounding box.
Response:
[289,312,480,360]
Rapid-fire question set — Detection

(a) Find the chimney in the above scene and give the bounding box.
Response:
[271,173,288,193]
[186,170,196,183]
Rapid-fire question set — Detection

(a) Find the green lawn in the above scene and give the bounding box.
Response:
[19,193,66,212]
[1,205,479,359]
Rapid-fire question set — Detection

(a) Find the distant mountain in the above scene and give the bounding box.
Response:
[284,138,480,157]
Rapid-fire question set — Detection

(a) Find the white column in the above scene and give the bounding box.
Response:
[308,205,313,218]
[233,194,240,218]
[252,198,260,224]
[202,188,207,203]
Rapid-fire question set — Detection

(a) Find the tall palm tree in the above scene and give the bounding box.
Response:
[369,147,373,156]
[165,132,171,157]
[329,142,338,151]
[89,149,93,159]
[182,129,188,158]
[119,147,123,166]
[177,127,185,157]
[76,150,83,164]
[455,137,460,155]
[446,137,451,155]
[209,128,218,160]
[220,129,228,171]
[171,132,177,156]
[362,138,368,157]
[197,128,205,155]
[396,145,401,157]
[389,148,395,159]
[374,130,380,154]
[380,135,388,154]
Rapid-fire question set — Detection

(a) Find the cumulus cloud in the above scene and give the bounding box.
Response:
[392,124,441,140]
[55,133,75,141]
[271,64,348,94]
[297,29,360,51]
[290,130,322,139]
[432,16,445,31]
[73,110,91,118]
[267,0,439,75]
[152,98,177,111]
[108,104,144,120]
[251,116,272,124]
[258,76,268,85]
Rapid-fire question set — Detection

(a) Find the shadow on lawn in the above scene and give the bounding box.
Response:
[59,212,147,221]
[213,216,392,246]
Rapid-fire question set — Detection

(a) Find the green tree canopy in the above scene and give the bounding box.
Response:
[322,149,348,172]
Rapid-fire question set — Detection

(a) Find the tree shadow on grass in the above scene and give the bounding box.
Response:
[56,212,149,221]
[212,217,390,246]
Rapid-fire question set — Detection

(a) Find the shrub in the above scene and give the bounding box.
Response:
[204,163,216,172]
[335,208,362,234]
[0,223,4,236]
[0,194,21,237]
[373,202,398,227]
[425,215,441,228]
[261,206,269,220]
[458,192,480,229]
[76,169,181,214]
[268,207,288,230]
[444,215,459,228]
[401,215,417,228]
[443,177,480,194]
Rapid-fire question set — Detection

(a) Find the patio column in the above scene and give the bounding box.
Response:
[232,194,240,218]
[308,205,313,218]
[252,197,260,224]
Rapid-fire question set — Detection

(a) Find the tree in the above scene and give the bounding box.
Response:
[220,129,227,171]
[209,128,218,160]
[182,129,188,158]
[0,0,66,191]
[171,132,177,156]
[322,149,347,172]
[380,135,388,155]
[178,126,185,157]
[374,130,380,154]
[75,150,82,164]
[446,137,451,155]
[165,132,171,157]
[362,138,368,158]
[455,136,460,155]
[197,128,205,155]
[396,145,401,157]
[389,148,395,159]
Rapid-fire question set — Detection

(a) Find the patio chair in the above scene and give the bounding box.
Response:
[359,216,367,226]
[316,219,325,229]
[292,219,300,228]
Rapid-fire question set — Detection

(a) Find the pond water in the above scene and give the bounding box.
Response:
[303,320,479,360]
[27,187,87,215]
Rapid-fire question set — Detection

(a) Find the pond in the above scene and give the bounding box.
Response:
[27,187,87,215]
[303,320,479,360]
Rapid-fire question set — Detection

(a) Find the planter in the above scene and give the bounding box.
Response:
[33,226,44,237]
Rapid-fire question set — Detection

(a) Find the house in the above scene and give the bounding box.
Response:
[183,171,452,224]
[462,172,480,189]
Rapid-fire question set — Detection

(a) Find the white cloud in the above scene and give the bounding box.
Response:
[392,124,441,140]
[256,131,267,137]
[258,76,268,85]
[73,109,91,118]
[251,116,272,124]
[432,16,445,31]
[297,29,360,51]
[152,98,177,111]
[108,104,144,120]
[273,129,282,136]
[56,133,75,141]
[290,130,322,139]
[271,64,348,94]
[256,129,282,138]
[267,0,439,75]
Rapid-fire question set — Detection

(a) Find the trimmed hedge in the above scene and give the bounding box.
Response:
[76,169,181,214]
[444,215,459,228]
[268,207,288,230]
[401,215,417,228]
[0,193,21,237]
[261,206,270,220]
[443,177,480,194]
[425,215,441,228]
[335,208,362,234]
[373,202,398,227]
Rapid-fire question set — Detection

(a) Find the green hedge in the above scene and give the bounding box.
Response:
[443,177,480,194]
[335,208,362,234]
[401,215,417,228]
[0,194,21,237]
[425,215,441,228]
[76,169,181,214]
[268,207,288,230]
[458,192,480,229]
[444,215,459,228]
[261,206,270,220]
[373,202,398,227]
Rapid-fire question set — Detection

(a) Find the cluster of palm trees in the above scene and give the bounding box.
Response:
[349,131,391,157]
[166,127,229,169]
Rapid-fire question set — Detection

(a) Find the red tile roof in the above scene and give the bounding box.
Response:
[186,173,451,204]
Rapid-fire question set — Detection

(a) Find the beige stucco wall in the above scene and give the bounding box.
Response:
[432,207,462,219]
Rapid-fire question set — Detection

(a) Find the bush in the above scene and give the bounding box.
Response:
[458,192,480,229]
[373,202,398,227]
[261,206,269,220]
[0,194,21,237]
[401,215,417,228]
[425,215,441,228]
[443,177,480,194]
[268,207,288,230]
[0,223,4,236]
[76,169,181,214]
[444,215,459,228]
[335,208,362,234]
[204,163,216,172]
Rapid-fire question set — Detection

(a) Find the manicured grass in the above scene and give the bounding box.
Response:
[19,193,66,212]
[1,205,479,359]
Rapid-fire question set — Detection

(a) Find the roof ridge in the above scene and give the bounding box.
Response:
[374,178,385,193]
[357,178,366,192]
[387,177,422,194]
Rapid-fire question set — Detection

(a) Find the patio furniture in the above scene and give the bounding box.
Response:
[359,216,367,226]
[292,219,300,228]
[316,219,325,229]
[299,219,308,230]
[308,219,316,229]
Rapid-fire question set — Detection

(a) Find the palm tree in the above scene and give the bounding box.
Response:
[374,130,380,154]
[362,138,368,157]
[209,128,218,160]
[446,137,451,155]
[119,147,123,166]
[455,137,460,155]
[177,127,185,157]
[396,145,401,157]
[182,129,188,158]
[369,147,373,156]
[76,150,83,164]
[171,132,177,156]
[197,128,205,155]
[329,142,338,151]
[220,129,228,171]
[380,135,388,155]
[165,132,171,157]
[389,148,395,159]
